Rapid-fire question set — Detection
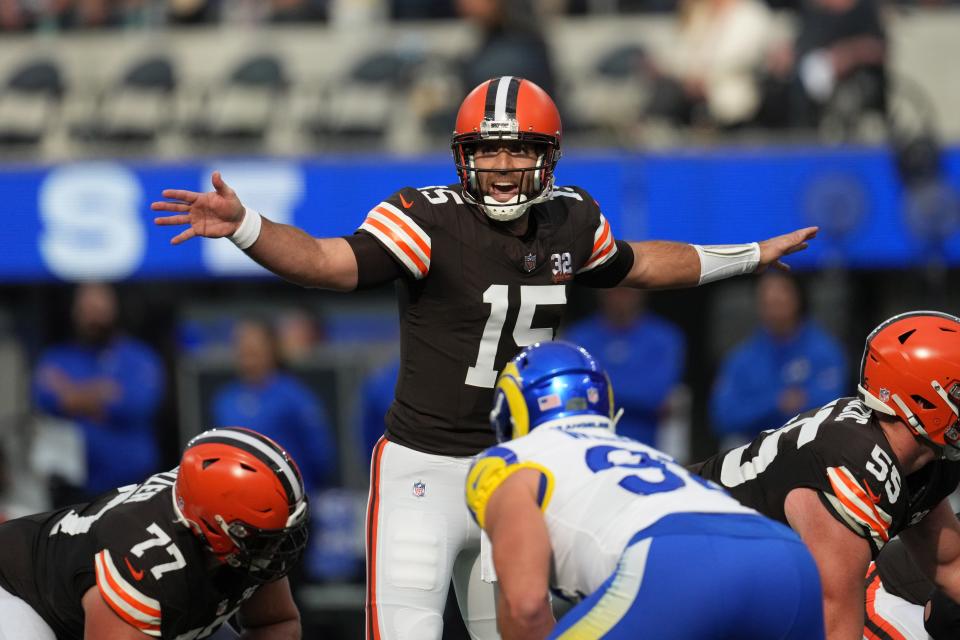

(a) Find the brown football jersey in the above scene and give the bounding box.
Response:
[357,183,625,455]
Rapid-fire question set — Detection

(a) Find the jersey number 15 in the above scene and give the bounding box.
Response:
[465,284,566,388]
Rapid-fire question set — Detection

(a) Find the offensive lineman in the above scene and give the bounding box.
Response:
[691,311,960,640]
[862,527,960,639]
[467,340,824,639]
[0,427,308,639]
[153,76,817,640]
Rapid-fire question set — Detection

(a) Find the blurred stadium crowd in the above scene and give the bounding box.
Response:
[0,0,958,638]
[0,0,953,159]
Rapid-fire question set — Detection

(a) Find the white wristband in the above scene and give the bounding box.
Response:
[693,242,761,285]
[229,208,262,250]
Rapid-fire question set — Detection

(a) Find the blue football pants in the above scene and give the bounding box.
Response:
[549,513,825,640]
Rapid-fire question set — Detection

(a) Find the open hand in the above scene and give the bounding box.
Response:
[152,171,245,245]
[758,227,818,273]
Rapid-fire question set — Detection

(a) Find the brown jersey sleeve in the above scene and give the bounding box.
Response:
[354,187,434,281]
[574,240,634,288]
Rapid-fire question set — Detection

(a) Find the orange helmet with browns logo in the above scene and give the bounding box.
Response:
[859,311,960,459]
[173,427,309,582]
[452,76,562,222]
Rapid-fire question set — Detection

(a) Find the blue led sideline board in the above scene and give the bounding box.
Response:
[1,147,959,283]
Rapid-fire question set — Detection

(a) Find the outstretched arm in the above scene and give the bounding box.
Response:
[153,172,358,291]
[620,227,818,289]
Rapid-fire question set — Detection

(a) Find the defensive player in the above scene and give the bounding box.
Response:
[153,76,817,640]
[466,340,824,639]
[0,427,308,639]
[691,311,960,640]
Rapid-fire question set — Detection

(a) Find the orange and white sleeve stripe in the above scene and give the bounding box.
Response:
[826,466,892,548]
[359,202,431,279]
[577,213,618,274]
[95,550,161,637]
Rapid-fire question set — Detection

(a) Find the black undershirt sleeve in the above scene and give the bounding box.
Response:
[574,240,635,288]
[343,232,405,290]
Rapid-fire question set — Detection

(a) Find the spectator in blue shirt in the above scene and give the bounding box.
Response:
[710,271,846,448]
[33,283,163,500]
[357,356,401,463]
[563,288,686,447]
[211,319,335,493]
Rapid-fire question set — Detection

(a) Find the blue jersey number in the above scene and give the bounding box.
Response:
[585,445,684,495]
[585,445,721,496]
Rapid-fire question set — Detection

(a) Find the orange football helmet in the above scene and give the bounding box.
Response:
[452,76,562,222]
[173,427,309,582]
[859,311,960,459]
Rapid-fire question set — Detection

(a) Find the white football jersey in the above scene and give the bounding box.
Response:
[466,425,757,599]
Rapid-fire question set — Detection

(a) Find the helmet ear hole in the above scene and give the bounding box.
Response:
[200,517,220,536]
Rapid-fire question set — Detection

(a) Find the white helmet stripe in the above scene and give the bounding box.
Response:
[494,75,514,121]
[190,429,303,502]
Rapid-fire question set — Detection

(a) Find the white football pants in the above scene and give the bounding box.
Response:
[0,585,56,640]
[365,437,499,640]
[864,565,930,640]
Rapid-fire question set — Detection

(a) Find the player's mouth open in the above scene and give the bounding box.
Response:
[489,182,520,202]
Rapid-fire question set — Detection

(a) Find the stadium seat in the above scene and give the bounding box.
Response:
[305,49,425,149]
[564,43,651,144]
[0,58,65,147]
[71,55,177,144]
[187,53,288,143]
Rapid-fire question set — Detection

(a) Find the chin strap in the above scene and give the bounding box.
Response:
[612,408,624,431]
[473,176,556,222]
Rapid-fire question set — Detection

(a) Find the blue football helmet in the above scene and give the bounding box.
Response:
[490,341,616,442]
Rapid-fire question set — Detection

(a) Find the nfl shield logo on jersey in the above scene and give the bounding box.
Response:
[412,480,426,498]
[522,253,537,273]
